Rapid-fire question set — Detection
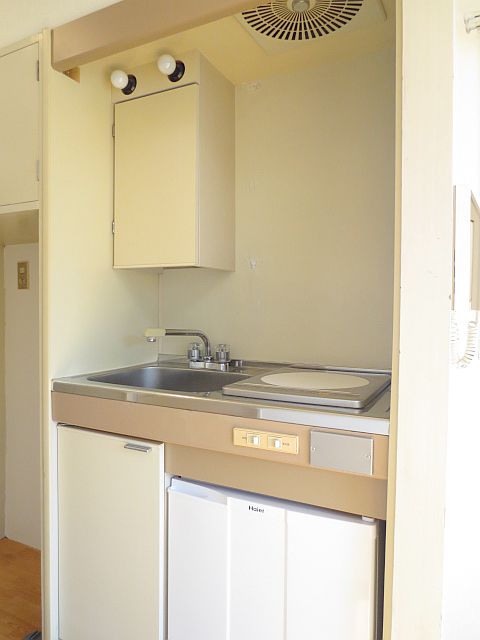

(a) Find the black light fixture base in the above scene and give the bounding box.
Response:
[121,74,137,95]
[168,61,185,83]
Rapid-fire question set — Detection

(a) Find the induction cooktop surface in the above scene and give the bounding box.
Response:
[222,368,391,409]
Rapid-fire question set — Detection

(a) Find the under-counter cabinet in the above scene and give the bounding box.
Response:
[0,41,39,213]
[57,425,164,640]
[113,51,235,270]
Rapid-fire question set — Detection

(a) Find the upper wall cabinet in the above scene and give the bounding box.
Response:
[113,51,235,270]
[0,41,39,214]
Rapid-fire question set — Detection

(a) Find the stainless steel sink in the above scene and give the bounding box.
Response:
[88,366,249,393]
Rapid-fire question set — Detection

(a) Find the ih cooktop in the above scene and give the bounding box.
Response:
[222,368,391,409]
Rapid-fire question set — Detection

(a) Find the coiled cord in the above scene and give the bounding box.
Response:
[450,316,479,368]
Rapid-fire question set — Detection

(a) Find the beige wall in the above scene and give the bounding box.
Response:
[4,243,40,549]
[161,47,395,369]
[44,57,159,379]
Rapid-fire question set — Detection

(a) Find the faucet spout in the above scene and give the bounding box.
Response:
[144,328,212,359]
[164,329,212,359]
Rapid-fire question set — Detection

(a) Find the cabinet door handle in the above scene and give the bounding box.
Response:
[124,443,152,453]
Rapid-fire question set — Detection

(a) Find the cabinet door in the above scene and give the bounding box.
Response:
[58,426,164,640]
[0,43,39,208]
[114,84,198,268]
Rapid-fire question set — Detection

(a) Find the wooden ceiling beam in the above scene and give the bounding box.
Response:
[51,0,258,72]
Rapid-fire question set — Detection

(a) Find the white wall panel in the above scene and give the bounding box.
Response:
[442,2,480,638]
[387,1,454,638]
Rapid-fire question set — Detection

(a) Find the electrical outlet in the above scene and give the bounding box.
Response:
[17,261,29,290]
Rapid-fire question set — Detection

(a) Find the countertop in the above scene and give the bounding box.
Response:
[52,357,391,436]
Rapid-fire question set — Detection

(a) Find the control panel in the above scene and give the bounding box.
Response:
[233,428,299,455]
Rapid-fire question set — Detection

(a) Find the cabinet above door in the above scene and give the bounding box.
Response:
[113,51,235,270]
[114,83,199,268]
[0,41,39,213]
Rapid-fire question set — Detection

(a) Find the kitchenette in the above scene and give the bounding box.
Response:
[43,2,395,638]
[52,333,391,639]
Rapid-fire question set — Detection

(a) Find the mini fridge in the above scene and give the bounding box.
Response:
[167,479,382,640]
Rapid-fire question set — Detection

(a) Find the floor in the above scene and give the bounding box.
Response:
[0,538,41,640]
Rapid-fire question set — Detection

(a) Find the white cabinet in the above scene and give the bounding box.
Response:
[57,425,164,640]
[168,479,380,640]
[0,41,39,213]
[113,51,235,270]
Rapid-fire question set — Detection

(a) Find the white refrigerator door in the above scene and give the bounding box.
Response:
[286,509,378,640]
[229,496,285,640]
[168,481,229,640]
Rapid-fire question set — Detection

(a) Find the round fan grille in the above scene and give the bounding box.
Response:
[241,1,364,41]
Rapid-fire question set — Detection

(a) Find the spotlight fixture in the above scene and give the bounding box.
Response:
[157,54,185,83]
[110,69,137,95]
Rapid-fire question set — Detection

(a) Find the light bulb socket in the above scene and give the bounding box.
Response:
[167,60,185,83]
[121,74,137,95]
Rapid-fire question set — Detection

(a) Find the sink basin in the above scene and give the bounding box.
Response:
[88,366,249,393]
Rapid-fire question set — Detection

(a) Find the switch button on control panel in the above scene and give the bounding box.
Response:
[248,434,261,446]
[269,437,282,449]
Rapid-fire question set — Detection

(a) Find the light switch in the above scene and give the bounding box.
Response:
[247,434,261,446]
[17,261,29,290]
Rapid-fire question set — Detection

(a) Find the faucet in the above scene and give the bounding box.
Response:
[144,328,212,360]
[144,328,232,370]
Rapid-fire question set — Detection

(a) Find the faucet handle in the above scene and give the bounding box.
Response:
[187,342,202,362]
[215,344,231,363]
